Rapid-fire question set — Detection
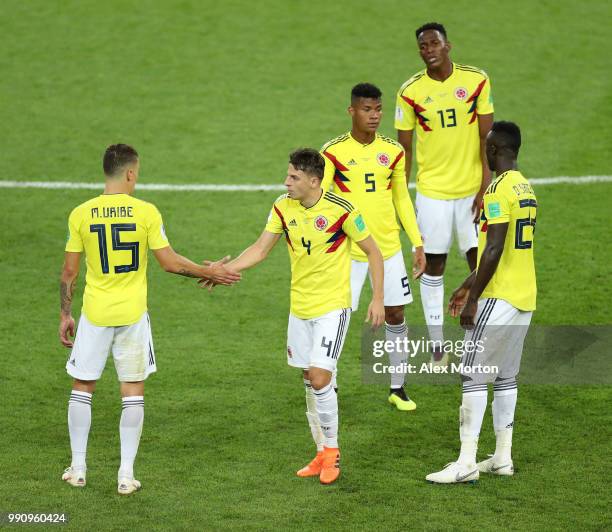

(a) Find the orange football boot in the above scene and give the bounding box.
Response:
[319,447,340,485]
[297,451,323,477]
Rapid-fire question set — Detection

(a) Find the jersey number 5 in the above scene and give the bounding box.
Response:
[90,223,140,274]
[365,173,376,192]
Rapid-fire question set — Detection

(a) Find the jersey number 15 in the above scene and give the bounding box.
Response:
[90,224,140,274]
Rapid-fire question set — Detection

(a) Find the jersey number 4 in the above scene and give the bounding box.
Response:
[90,223,140,274]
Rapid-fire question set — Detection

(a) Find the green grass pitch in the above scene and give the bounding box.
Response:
[1,0,611,530]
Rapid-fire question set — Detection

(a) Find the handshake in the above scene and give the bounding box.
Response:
[198,255,241,291]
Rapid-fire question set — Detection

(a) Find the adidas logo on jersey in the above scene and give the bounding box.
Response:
[424,96,433,104]
[288,219,297,227]
[347,159,357,166]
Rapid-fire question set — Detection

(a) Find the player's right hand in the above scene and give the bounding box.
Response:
[59,314,76,348]
[448,286,470,318]
[412,246,426,279]
[199,256,241,288]
[366,299,385,330]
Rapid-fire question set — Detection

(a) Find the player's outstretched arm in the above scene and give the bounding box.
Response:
[355,236,385,329]
[227,230,281,273]
[473,113,494,220]
[197,231,281,291]
[460,222,508,329]
[59,252,81,348]
[153,246,241,285]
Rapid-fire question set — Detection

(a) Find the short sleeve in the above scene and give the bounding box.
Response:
[477,75,494,115]
[320,150,335,192]
[342,208,370,243]
[483,189,510,224]
[147,205,170,250]
[394,90,416,131]
[65,208,84,252]
[264,203,284,234]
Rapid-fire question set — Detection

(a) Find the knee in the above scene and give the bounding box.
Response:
[120,380,144,398]
[385,306,405,325]
[425,254,446,276]
[73,379,96,394]
[309,372,332,391]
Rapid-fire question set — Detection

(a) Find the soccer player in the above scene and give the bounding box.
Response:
[59,144,240,494]
[395,22,494,365]
[426,121,536,483]
[321,83,425,411]
[215,148,384,484]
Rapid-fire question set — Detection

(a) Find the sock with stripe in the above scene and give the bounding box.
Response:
[303,379,324,452]
[458,383,488,466]
[119,396,144,480]
[492,378,517,463]
[68,391,92,470]
[385,321,408,389]
[420,274,444,347]
[312,383,338,448]
[330,370,338,393]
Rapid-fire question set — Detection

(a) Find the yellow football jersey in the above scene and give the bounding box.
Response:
[321,132,422,262]
[265,191,370,319]
[395,63,494,200]
[478,170,537,311]
[65,193,170,326]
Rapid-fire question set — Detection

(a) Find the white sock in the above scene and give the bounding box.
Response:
[330,370,337,391]
[492,379,518,462]
[385,321,408,389]
[420,274,444,346]
[304,379,324,452]
[312,383,338,448]
[68,391,92,470]
[458,383,488,465]
[119,396,144,480]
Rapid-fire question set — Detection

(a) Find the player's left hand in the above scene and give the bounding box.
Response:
[198,260,218,292]
[460,299,478,330]
[471,192,484,223]
[412,246,426,279]
[366,299,385,330]
[59,314,75,348]
[197,279,218,292]
[448,286,469,317]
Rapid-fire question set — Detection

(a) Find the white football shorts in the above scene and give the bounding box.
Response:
[287,308,351,372]
[460,298,532,385]
[66,312,157,382]
[415,192,479,255]
[351,250,413,311]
